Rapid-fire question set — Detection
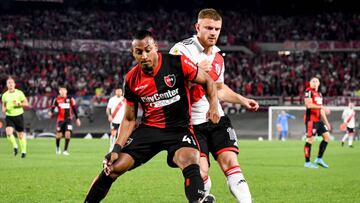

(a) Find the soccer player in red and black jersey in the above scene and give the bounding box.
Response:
[84,30,220,203]
[48,87,81,155]
[303,77,331,169]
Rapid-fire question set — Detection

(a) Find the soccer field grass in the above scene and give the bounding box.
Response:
[1,138,360,203]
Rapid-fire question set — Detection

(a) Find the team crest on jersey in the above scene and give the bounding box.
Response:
[164,74,176,88]
[215,63,220,75]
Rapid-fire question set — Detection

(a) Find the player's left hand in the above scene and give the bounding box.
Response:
[246,99,259,111]
[76,118,81,127]
[103,152,119,176]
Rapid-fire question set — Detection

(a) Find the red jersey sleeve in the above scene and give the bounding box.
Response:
[124,81,137,106]
[180,54,198,81]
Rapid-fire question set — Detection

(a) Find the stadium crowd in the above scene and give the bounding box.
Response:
[0,9,359,43]
[0,49,359,97]
[1,9,359,97]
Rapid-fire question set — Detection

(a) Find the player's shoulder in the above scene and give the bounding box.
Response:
[125,64,140,81]
[170,37,197,55]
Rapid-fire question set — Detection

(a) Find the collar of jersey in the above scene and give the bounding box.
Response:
[192,35,221,54]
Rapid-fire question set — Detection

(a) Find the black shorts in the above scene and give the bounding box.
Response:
[305,120,328,137]
[111,123,120,130]
[347,127,354,133]
[122,125,200,169]
[193,115,239,161]
[56,120,73,134]
[5,115,24,132]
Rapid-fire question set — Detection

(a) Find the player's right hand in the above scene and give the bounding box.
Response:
[207,106,220,124]
[103,152,119,176]
[48,111,52,118]
[198,60,212,72]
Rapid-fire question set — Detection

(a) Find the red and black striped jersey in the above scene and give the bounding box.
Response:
[50,96,78,121]
[304,87,322,122]
[124,53,198,128]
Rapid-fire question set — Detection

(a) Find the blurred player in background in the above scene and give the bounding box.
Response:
[85,30,219,203]
[303,77,331,169]
[48,86,81,155]
[106,87,125,152]
[170,8,258,203]
[276,110,296,141]
[341,102,356,148]
[1,76,29,158]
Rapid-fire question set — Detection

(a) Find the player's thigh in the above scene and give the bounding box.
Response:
[13,115,24,133]
[193,124,210,162]
[5,116,15,135]
[121,126,162,169]
[207,116,239,160]
[166,127,200,169]
[110,152,136,177]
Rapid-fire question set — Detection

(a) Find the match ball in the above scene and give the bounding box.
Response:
[258,137,263,141]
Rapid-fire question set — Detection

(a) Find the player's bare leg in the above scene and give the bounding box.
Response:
[6,126,18,156]
[63,130,71,155]
[173,147,205,203]
[199,156,211,195]
[85,153,134,203]
[55,132,62,155]
[217,151,252,203]
[314,132,330,168]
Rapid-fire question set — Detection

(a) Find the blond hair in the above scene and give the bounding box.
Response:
[198,8,222,21]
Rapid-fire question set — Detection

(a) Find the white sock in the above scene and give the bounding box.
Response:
[225,166,252,203]
[349,135,353,146]
[203,175,212,196]
[342,134,348,142]
[109,135,116,152]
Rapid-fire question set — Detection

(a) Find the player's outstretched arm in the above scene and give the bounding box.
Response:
[192,67,220,123]
[218,83,259,111]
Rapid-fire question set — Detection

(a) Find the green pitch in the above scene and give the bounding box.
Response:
[1,138,359,203]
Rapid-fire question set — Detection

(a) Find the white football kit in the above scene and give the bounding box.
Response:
[170,35,225,125]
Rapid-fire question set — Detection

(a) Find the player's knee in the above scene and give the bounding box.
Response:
[323,134,330,142]
[5,127,13,135]
[174,148,200,168]
[65,131,71,138]
[218,151,239,169]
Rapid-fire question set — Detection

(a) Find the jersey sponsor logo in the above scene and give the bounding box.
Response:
[59,103,70,109]
[181,38,195,45]
[164,74,176,88]
[141,88,179,103]
[135,84,148,91]
[150,95,180,108]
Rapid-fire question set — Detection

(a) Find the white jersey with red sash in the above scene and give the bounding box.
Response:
[170,35,225,125]
[107,96,125,124]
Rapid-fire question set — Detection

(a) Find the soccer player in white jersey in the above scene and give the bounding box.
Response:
[106,87,126,152]
[341,102,356,148]
[170,8,259,203]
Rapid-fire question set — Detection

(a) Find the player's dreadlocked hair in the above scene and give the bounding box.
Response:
[198,8,222,21]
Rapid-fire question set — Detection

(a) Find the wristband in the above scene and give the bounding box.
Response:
[112,144,122,153]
